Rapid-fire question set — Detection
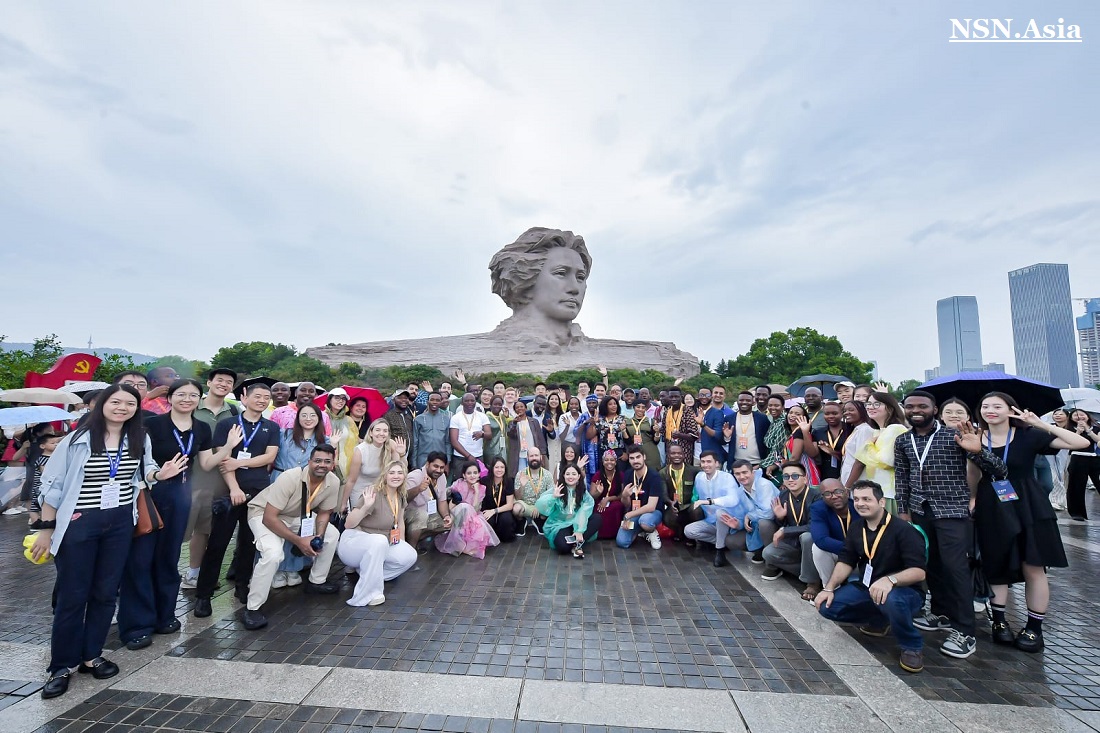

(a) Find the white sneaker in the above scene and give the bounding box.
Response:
[646,531,662,549]
[271,572,287,589]
[285,572,302,587]
[180,572,198,589]
[367,595,386,606]
[3,506,27,515]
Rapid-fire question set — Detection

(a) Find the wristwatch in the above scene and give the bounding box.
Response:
[888,575,898,586]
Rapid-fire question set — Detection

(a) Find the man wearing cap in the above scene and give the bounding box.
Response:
[834,381,855,404]
[413,392,451,467]
[270,382,332,433]
[243,444,341,630]
[181,368,240,590]
[803,388,829,431]
[384,390,417,467]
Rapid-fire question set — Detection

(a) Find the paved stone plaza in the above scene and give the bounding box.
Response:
[3,496,1100,733]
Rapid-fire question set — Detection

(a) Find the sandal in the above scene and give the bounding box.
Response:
[801,583,821,602]
[572,546,584,559]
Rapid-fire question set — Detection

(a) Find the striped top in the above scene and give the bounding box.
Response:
[75,451,140,509]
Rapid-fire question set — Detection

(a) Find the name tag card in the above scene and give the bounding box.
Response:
[861,562,874,587]
[300,516,316,537]
[426,499,438,515]
[100,482,122,510]
[992,479,1019,502]
[237,451,251,461]
[389,528,400,545]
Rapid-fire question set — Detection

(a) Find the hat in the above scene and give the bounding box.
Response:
[328,387,349,399]
[392,389,412,400]
[585,394,600,403]
[835,381,856,389]
[207,367,238,382]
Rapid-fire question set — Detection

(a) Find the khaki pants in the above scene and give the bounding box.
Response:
[246,517,339,611]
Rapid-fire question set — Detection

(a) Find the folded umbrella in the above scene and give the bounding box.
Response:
[918,371,1063,415]
[57,381,111,394]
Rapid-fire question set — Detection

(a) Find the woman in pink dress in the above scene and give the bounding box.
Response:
[434,461,501,559]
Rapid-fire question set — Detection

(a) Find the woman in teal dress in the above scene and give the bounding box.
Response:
[534,464,602,558]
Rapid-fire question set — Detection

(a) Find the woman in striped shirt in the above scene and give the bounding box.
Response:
[30,385,185,700]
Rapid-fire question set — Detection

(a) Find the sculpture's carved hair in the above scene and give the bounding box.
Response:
[489,228,592,310]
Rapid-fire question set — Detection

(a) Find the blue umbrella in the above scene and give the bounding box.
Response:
[0,405,75,427]
[918,371,1062,415]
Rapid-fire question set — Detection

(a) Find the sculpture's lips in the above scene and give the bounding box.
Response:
[560,299,579,307]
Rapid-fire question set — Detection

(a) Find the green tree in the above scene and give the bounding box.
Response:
[715,359,729,378]
[335,362,365,384]
[727,328,874,386]
[891,379,922,400]
[148,354,211,379]
[210,342,297,377]
[94,354,149,383]
[269,355,334,385]
[699,359,711,374]
[0,334,64,389]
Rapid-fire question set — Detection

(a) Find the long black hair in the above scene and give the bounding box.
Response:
[71,384,145,458]
[559,462,587,508]
[292,404,328,450]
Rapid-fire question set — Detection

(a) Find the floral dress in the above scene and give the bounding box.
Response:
[434,478,501,559]
[596,416,627,456]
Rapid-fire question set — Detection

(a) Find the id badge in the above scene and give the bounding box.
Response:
[831,456,838,469]
[237,450,251,461]
[624,520,635,530]
[633,434,642,445]
[738,437,748,449]
[992,479,1019,502]
[426,499,438,515]
[300,516,316,537]
[861,562,874,587]
[389,528,400,545]
[632,499,641,511]
[100,482,122,510]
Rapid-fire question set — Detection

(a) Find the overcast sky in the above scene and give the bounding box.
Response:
[3,2,1097,382]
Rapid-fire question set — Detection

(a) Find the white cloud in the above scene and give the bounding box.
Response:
[2,2,1098,382]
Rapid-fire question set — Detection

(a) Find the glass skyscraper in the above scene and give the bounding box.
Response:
[937,296,983,375]
[1008,263,1079,388]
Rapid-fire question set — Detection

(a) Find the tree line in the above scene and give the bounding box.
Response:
[1,328,892,397]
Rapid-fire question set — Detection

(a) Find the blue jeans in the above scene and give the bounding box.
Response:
[819,583,924,651]
[51,505,134,672]
[616,509,663,547]
[118,478,192,642]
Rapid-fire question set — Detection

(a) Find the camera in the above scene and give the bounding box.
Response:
[310,536,324,552]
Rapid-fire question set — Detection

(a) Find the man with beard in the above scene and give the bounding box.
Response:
[895,390,980,660]
[658,387,698,465]
[404,452,452,548]
[802,388,828,431]
[722,391,770,471]
[816,480,927,674]
[809,479,856,586]
[384,389,417,465]
[512,447,554,524]
[753,385,772,415]
[270,382,332,433]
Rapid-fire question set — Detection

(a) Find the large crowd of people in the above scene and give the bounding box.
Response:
[5,367,1093,699]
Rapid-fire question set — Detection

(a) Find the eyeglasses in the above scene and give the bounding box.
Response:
[172,393,201,400]
[781,473,804,481]
[820,490,846,498]
[865,401,883,409]
[121,381,148,389]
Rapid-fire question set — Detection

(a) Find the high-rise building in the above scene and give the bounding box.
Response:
[1077,299,1100,387]
[1008,263,1079,387]
[936,296,983,375]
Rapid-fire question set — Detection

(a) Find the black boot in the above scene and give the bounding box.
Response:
[713,549,729,567]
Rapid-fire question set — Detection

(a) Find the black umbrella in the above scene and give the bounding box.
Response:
[918,371,1063,415]
[233,375,277,399]
[787,374,849,399]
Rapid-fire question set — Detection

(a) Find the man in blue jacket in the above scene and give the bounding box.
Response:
[810,478,856,586]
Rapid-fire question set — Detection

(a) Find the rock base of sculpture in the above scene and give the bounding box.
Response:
[307,330,700,378]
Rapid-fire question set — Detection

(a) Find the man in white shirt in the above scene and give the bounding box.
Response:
[684,452,741,567]
[449,393,491,481]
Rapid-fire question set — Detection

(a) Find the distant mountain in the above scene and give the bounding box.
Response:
[0,342,159,364]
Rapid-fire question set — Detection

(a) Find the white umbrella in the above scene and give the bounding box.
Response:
[58,381,110,394]
[0,388,83,406]
[1061,387,1100,406]
[0,405,75,428]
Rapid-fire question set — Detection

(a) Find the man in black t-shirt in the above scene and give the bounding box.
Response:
[815,480,928,674]
[194,384,280,618]
[615,445,665,549]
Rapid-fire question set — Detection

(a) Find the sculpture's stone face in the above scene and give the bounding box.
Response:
[527,247,588,324]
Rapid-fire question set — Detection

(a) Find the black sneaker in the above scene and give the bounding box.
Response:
[78,657,119,679]
[155,618,182,635]
[242,609,268,630]
[940,630,977,659]
[193,598,212,618]
[913,612,951,632]
[760,566,782,581]
[303,581,339,595]
[124,635,152,651]
[713,549,729,568]
[750,551,765,564]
